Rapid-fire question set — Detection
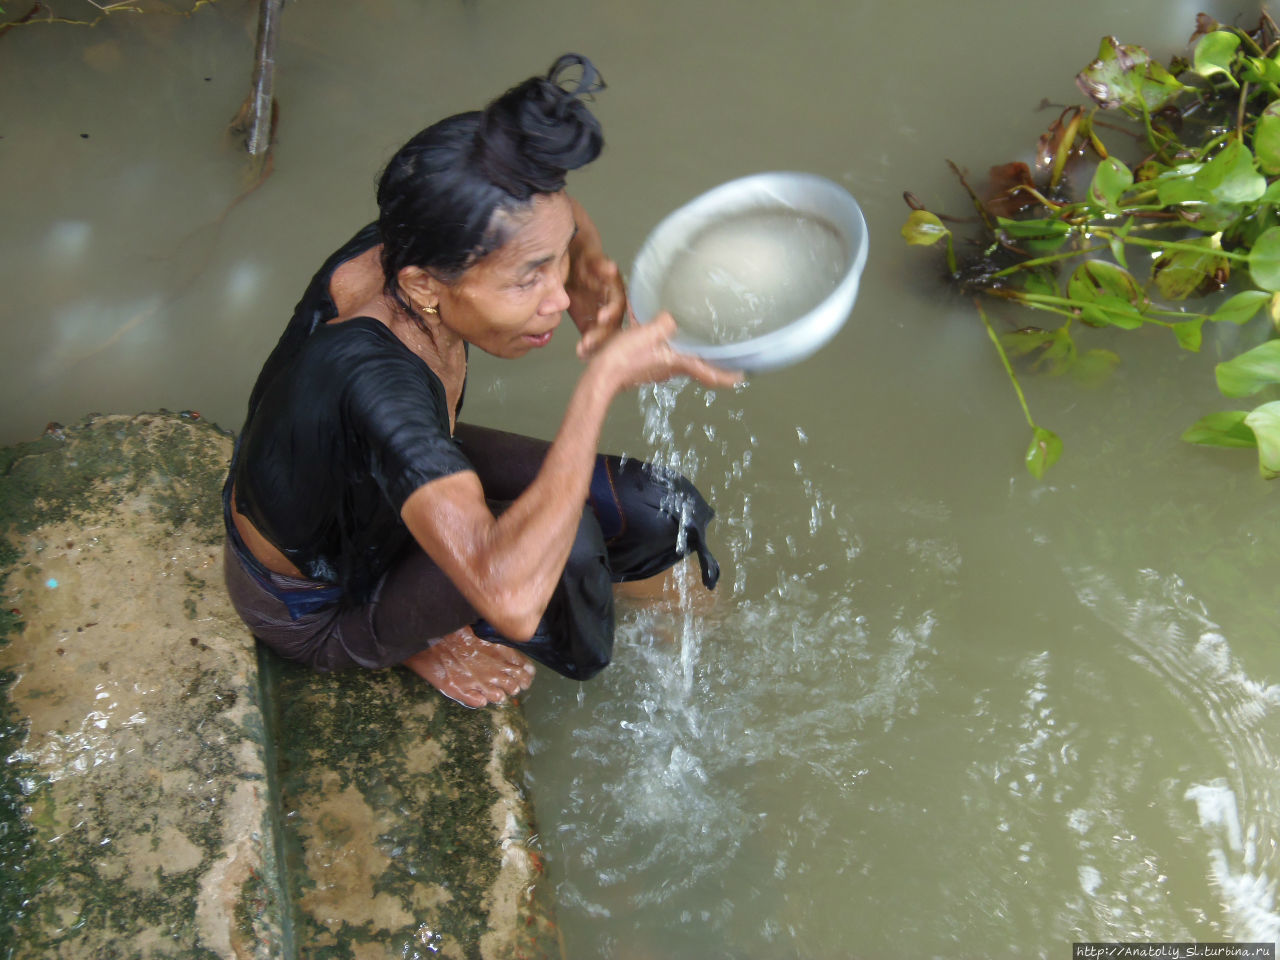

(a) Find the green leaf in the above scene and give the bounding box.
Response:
[999,327,1058,359]
[1215,339,1280,396]
[1247,225,1280,290]
[1107,236,1129,270]
[1255,101,1280,175]
[1134,159,1169,182]
[1037,326,1076,375]
[1224,209,1276,251]
[1210,289,1270,325]
[1020,267,1059,298]
[1242,54,1280,87]
[1081,296,1145,329]
[1089,156,1134,212]
[997,218,1072,239]
[1172,318,1205,352]
[1182,410,1257,447]
[1067,259,1143,303]
[1194,139,1266,204]
[1262,178,1280,205]
[997,216,1072,255]
[1025,427,1063,479]
[1192,30,1241,85]
[1106,216,1134,270]
[902,210,950,246]
[1070,348,1121,387]
[999,326,1078,375]
[1152,239,1228,300]
[1175,202,1242,233]
[1076,36,1192,114]
[1154,164,1208,205]
[1244,400,1280,477]
[1065,260,1145,331]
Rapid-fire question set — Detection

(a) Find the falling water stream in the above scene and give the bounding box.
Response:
[3,0,1280,957]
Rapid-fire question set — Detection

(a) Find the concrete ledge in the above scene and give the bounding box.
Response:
[268,658,558,959]
[0,412,556,959]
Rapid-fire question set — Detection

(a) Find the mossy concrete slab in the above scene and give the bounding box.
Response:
[0,412,558,960]
[0,413,284,959]
[267,659,559,959]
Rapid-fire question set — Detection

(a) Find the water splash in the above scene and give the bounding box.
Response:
[1069,567,1280,941]
[529,380,947,957]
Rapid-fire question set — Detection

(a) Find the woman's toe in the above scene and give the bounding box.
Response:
[441,683,487,709]
[496,672,525,696]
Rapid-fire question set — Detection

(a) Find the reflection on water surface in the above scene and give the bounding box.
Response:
[3,0,1279,957]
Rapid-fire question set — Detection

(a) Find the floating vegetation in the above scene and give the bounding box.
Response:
[903,11,1280,479]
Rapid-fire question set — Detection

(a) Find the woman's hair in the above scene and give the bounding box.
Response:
[377,53,605,306]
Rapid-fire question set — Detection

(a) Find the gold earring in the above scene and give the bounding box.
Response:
[416,301,438,317]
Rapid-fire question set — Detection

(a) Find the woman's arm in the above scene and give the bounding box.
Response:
[400,314,738,641]
[565,193,627,358]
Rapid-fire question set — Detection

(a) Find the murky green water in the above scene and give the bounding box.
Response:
[4,0,1279,957]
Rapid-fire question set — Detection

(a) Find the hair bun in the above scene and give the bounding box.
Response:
[545,53,605,102]
[474,53,606,198]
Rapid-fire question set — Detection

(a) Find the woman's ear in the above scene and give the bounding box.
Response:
[398,265,443,314]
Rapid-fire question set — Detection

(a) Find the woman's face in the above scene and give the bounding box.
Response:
[432,191,576,359]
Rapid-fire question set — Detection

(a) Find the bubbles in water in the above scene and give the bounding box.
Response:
[659,207,847,346]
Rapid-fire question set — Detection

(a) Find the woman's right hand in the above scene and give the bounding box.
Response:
[590,311,743,395]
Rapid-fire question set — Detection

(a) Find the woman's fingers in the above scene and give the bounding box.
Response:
[576,310,622,358]
[569,256,627,359]
[599,311,745,390]
[675,354,745,390]
[649,313,744,386]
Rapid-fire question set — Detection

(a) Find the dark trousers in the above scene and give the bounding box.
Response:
[223,424,718,681]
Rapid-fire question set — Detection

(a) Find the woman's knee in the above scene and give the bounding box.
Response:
[566,503,611,584]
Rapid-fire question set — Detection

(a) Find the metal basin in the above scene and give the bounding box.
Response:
[628,172,869,371]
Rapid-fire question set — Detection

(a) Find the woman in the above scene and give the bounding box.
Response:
[222,54,738,707]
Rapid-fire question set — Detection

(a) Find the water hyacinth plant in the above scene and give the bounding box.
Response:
[903,12,1280,479]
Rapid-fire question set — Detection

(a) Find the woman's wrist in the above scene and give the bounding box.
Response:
[579,352,621,408]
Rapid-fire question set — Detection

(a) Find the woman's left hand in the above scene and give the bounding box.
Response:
[564,194,627,359]
[567,248,626,358]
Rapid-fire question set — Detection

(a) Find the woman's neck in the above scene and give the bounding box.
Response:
[388,305,463,372]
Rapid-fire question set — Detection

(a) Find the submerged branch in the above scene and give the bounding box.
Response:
[228,0,284,175]
[0,1,42,37]
[988,243,1108,279]
[947,160,998,235]
[0,0,219,31]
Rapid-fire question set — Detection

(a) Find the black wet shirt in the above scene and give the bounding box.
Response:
[229,225,473,604]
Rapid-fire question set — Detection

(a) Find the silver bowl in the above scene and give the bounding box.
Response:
[628,172,869,371]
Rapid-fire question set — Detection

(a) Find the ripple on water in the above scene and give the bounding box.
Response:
[531,373,1280,958]
[1066,567,1280,942]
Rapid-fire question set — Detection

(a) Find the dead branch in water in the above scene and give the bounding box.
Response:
[0,2,44,38]
[228,0,283,179]
[0,0,219,34]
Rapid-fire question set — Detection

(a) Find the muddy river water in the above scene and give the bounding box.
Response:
[3,0,1279,957]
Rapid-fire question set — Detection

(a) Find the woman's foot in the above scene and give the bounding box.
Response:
[402,626,536,708]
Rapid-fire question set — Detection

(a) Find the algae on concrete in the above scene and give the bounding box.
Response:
[0,412,558,960]
[0,412,284,959]
[266,652,560,960]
